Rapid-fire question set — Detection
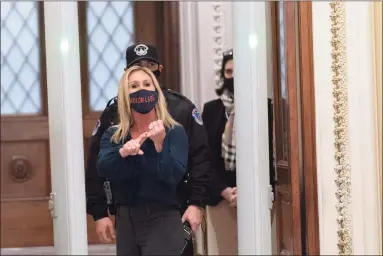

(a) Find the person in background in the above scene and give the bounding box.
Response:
[203,49,237,209]
[202,49,275,255]
[85,43,212,255]
[97,66,188,255]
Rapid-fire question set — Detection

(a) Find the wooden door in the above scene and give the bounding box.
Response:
[271,1,319,255]
[0,2,52,248]
[272,1,303,253]
[77,1,180,244]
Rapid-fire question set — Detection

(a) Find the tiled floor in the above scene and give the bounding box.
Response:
[0,244,116,255]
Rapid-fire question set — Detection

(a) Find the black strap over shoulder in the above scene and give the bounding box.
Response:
[107,96,118,107]
[101,97,118,127]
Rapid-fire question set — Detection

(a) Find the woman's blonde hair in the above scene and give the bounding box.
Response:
[111,66,179,143]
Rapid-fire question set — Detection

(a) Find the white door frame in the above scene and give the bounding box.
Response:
[232,2,272,254]
[44,2,88,255]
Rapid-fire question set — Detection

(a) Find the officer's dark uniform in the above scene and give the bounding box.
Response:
[86,44,211,255]
[86,89,211,220]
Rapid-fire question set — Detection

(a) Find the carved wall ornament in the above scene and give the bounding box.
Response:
[329,2,353,255]
[212,2,224,87]
[9,155,33,183]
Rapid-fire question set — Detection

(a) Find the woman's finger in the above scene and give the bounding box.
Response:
[152,121,159,131]
[106,222,116,240]
[100,229,111,243]
[190,222,199,233]
[131,144,138,154]
[127,146,135,155]
[123,143,131,151]
[148,128,157,137]
[136,132,148,145]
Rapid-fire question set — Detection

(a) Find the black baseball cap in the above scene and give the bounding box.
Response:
[125,43,160,68]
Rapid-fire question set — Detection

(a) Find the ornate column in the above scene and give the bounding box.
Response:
[232,2,272,254]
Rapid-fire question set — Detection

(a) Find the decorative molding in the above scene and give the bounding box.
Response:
[179,2,233,111]
[9,156,33,183]
[179,2,201,108]
[329,2,353,255]
[212,2,224,88]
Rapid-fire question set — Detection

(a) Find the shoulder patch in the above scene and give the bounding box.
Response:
[92,119,101,136]
[192,108,203,125]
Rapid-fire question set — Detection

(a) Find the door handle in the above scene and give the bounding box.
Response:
[49,192,57,218]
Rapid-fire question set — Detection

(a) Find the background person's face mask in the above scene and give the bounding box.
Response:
[129,89,158,114]
[223,77,234,94]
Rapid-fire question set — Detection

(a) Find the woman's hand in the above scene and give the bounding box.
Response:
[119,132,148,157]
[147,120,166,152]
[221,187,237,208]
[95,217,115,243]
[229,187,237,208]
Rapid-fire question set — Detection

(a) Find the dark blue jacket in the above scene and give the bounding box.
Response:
[97,125,188,208]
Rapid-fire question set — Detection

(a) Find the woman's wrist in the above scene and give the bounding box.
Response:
[154,142,163,153]
[220,187,232,200]
[119,147,127,157]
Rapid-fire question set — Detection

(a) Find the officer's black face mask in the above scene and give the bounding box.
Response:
[129,89,158,114]
[223,77,234,94]
[152,69,161,78]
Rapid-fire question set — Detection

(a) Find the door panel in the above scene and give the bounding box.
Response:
[1,141,50,198]
[1,201,53,247]
[272,1,303,255]
[0,2,51,248]
[271,2,319,255]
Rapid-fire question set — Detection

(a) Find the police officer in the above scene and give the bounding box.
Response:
[85,43,212,254]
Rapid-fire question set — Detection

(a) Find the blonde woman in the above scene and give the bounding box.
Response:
[97,66,188,255]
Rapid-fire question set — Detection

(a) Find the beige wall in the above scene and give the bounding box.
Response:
[373,2,382,253]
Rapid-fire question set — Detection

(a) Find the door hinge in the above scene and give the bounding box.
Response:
[49,192,57,218]
[268,185,274,209]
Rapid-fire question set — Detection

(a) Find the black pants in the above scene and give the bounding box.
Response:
[116,203,184,256]
[182,239,194,256]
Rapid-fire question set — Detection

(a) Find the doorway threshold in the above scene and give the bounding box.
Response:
[0,244,116,255]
